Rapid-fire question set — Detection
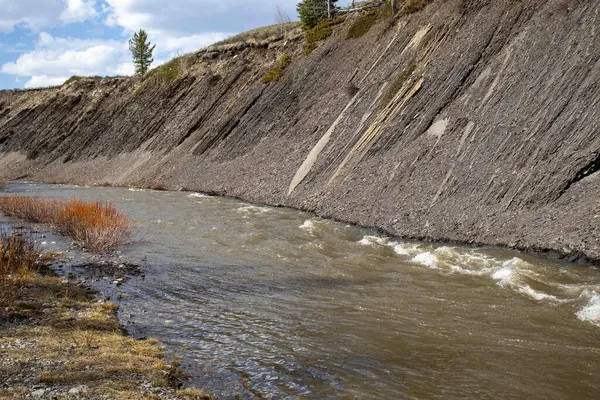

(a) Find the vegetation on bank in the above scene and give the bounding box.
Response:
[400,0,431,16]
[346,10,380,38]
[379,56,417,109]
[0,231,39,283]
[262,53,292,83]
[0,231,212,400]
[303,16,345,54]
[210,22,302,49]
[0,197,132,252]
[0,181,6,190]
[297,0,339,29]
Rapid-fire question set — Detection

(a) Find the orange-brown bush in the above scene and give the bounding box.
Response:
[0,197,59,223]
[55,200,132,252]
[0,197,132,253]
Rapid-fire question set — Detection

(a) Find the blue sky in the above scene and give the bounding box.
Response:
[0,0,352,90]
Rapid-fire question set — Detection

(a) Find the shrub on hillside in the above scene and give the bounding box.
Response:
[262,54,292,83]
[303,17,345,54]
[347,10,379,39]
[297,0,339,29]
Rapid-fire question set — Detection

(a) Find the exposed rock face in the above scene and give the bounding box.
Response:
[1,0,600,262]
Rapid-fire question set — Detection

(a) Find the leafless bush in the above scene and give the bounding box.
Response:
[0,197,132,253]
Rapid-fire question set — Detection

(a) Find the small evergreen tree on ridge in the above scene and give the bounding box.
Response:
[129,29,156,75]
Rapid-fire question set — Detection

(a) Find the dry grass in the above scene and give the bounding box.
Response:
[209,22,301,49]
[0,197,132,252]
[176,388,213,400]
[0,181,7,190]
[0,233,210,399]
[0,271,197,399]
[0,231,40,307]
[0,231,39,282]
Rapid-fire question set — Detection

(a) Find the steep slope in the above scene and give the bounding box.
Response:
[1,0,600,262]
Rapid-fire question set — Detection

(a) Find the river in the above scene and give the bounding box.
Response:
[2,182,600,399]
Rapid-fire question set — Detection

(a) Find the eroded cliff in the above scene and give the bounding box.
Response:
[1,0,600,262]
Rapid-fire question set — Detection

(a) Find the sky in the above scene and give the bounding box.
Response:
[0,0,352,90]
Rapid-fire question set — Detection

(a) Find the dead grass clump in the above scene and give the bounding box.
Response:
[0,231,40,308]
[150,180,168,191]
[210,22,301,49]
[0,181,7,190]
[0,231,39,281]
[0,197,132,253]
[176,388,214,400]
[0,272,199,399]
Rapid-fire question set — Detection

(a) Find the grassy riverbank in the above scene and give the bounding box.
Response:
[0,230,212,399]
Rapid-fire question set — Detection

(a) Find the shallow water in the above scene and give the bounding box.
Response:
[2,182,600,399]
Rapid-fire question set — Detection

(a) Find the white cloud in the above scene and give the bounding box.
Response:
[1,0,356,89]
[24,75,69,88]
[1,32,130,88]
[0,0,61,32]
[160,33,230,54]
[3,44,122,77]
[112,61,135,76]
[0,0,98,33]
[103,0,283,39]
[60,0,97,24]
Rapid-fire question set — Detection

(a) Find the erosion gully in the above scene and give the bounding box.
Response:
[2,182,599,399]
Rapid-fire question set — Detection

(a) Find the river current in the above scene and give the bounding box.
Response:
[2,182,600,399]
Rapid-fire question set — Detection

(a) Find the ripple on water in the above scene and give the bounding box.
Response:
[299,219,316,234]
[577,291,600,326]
[237,205,272,215]
[5,181,600,399]
[187,192,212,198]
[358,235,421,256]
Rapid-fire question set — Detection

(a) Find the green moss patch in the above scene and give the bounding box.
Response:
[400,0,432,16]
[303,17,345,54]
[347,11,380,39]
[63,76,83,86]
[379,58,417,109]
[262,53,292,83]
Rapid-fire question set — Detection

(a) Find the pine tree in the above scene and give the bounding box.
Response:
[128,29,156,76]
[297,0,338,29]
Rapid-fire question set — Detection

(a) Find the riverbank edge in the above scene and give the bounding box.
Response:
[11,179,592,268]
[0,242,213,400]
[144,184,600,268]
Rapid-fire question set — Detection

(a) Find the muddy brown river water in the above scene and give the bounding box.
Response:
[2,182,600,399]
